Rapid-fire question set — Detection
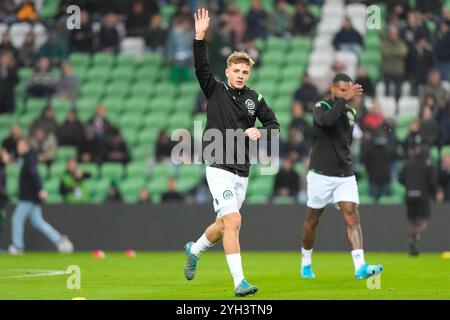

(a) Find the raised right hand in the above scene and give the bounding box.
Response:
[343,84,363,102]
[194,8,210,40]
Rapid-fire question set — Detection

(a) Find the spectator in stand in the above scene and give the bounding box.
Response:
[416,0,443,19]
[59,158,92,203]
[362,129,395,202]
[291,0,316,36]
[145,14,167,53]
[0,148,9,246]
[355,67,375,98]
[362,101,385,132]
[437,154,450,202]
[69,10,94,53]
[155,129,176,163]
[381,25,408,102]
[273,157,300,200]
[332,16,363,55]
[18,32,37,68]
[289,102,312,151]
[401,11,430,48]
[0,51,19,114]
[435,21,450,81]
[138,186,152,203]
[319,58,347,95]
[78,126,102,164]
[403,119,426,157]
[270,0,291,37]
[56,109,84,147]
[0,33,18,58]
[420,69,450,110]
[166,16,193,84]
[2,125,22,161]
[237,38,260,69]
[406,34,436,96]
[438,102,450,146]
[105,128,130,164]
[126,0,150,37]
[29,105,59,136]
[292,72,320,113]
[221,2,246,44]
[0,1,18,25]
[26,58,57,99]
[419,105,439,146]
[38,31,68,67]
[30,127,58,167]
[99,13,121,53]
[105,180,123,203]
[16,0,38,22]
[88,104,114,153]
[55,63,79,101]
[281,127,309,162]
[161,178,184,203]
[245,0,269,40]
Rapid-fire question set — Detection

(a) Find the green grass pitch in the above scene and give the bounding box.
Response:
[0,252,449,300]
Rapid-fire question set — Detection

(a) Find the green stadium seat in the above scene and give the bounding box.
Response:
[175,177,198,193]
[397,114,416,129]
[378,196,402,205]
[50,161,66,179]
[105,81,131,99]
[18,113,36,129]
[258,67,281,82]
[101,163,125,181]
[120,178,147,203]
[44,178,60,195]
[69,52,91,68]
[179,82,199,96]
[277,81,299,97]
[132,145,153,160]
[365,34,380,50]
[135,67,159,82]
[102,97,125,115]
[247,193,269,204]
[127,161,150,179]
[152,163,175,179]
[52,98,73,112]
[111,67,136,81]
[285,52,309,67]
[142,113,169,129]
[276,112,292,128]
[86,66,111,83]
[168,113,193,130]
[150,96,174,112]
[441,146,450,157]
[131,82,155,98]
[248,177,273,196]
[119,112,144,129]
[294,163,307,176]
[90,178,111,202]
[93,53,115,68]
[136,129,160,147]
[178,165,203,180]
[173,96,196,113]
[76,97,99,112]
[256,81,276,98]
[430,146,440,163]
[154,83,177,98]
[291,37,312,52]
[77,163,99,178]
[124,97,151,114]
[365,64,380,83]
[116,54,136,68]
[262,51,284,66]
[80,81,105,99]
[18,68,34,81]
[361,50,381,65]
[57,146,77,162]
[148,177,169,195]
[122,128,139,146]
[395,126,409,141]
[142,53,163,67]
[266,37,289,52]
[273,96,292,113]
[26,98,47,113]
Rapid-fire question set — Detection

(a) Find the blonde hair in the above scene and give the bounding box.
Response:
[227,51,255,68]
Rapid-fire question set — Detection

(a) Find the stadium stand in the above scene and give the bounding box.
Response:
[0,0,450,206]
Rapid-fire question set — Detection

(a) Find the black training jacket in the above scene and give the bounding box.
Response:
[309,98,357,177]
[19,151,42,203]
[194,39,279,177]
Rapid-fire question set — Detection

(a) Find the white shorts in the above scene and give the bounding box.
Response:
[306,171,359,210]
[206,166,248,219]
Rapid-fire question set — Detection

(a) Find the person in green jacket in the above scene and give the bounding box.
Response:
[381,25,408,103]
[59,158,91,203]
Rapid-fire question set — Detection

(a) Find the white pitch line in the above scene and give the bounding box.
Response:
[0,269,67,279]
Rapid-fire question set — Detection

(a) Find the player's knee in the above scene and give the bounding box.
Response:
[223,213,241,231]
[344,208,360,226]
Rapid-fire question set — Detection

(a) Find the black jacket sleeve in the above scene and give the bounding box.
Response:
[256,98,280,138]
[26,159,42,192]
[193,39,219,99]
[314,98,347,128]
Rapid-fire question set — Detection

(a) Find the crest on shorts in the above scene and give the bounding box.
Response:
[223,190,233,200]
[245,99,256,116]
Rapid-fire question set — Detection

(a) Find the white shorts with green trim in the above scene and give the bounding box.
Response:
[206,166,248,219]
[306,171,359,210]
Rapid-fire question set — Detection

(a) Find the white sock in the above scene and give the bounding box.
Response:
[226,253,245,288]
[190,234,213,257]
[301,247,313,267]
[352,249,365,271]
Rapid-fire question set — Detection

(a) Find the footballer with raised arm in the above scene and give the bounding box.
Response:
[183,8,279,297]
[300,73,383,280]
